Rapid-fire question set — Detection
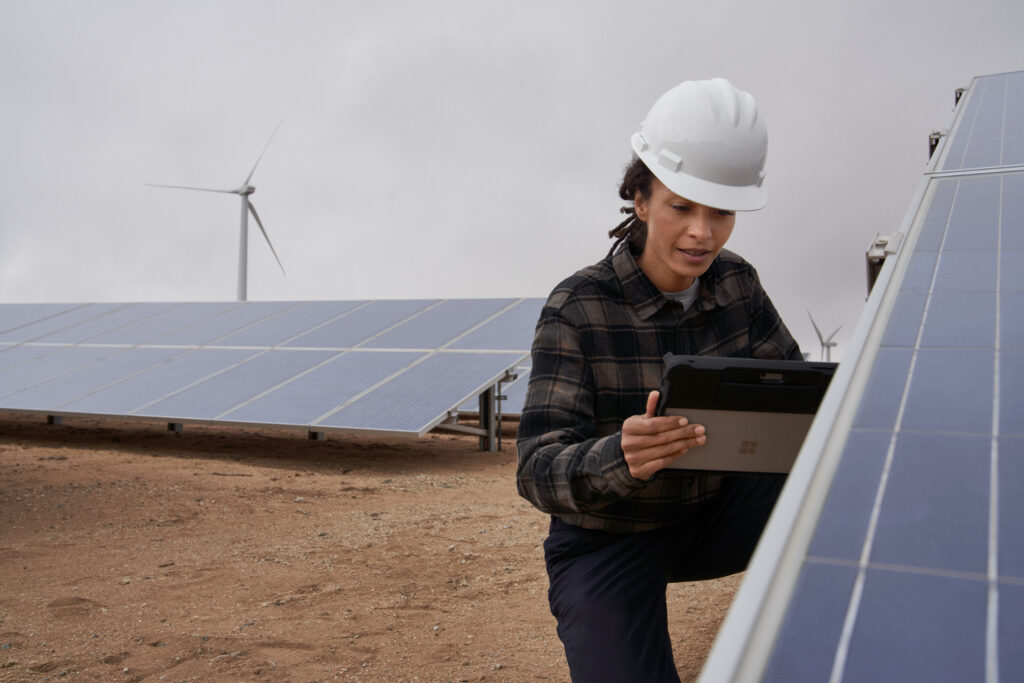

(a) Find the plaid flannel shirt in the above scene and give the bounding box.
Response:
[516,246,801,533]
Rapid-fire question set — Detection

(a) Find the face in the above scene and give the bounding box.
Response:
[635,178,736,292]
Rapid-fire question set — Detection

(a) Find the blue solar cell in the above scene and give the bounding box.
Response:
[916,217,949,253]
[808,430,890,560]
[842,570,986,682]
[0,344,56,373]
[0,347,180,411]
[901,348,993,434]
[0,304,82,335]
[1002,291,1024,348]
[933,251,997,291]
[1000,437,1024,579]
[1001,583,1024,680]
[447,298,544,350]
[920,291,996,348]
[852,349,912,429]
[0,303,125,343]
[1000,349,1024,436]
[87,302,241,344]
[138,349,335,419]
[318,351,525,433]
[900,252,937,291]
[363,299,516,349]
[284,299,438,348]
[881,290,927,347]
[0,345,114,400]
[151,302,294,346]
[950,196,999,220]
[223,350,424,424]
[60,348,259,414]
[215,300,367,346]
[871,432,990,574]
[761,562,858,683]
[1000,250,1024,290]
[34,302,178,343]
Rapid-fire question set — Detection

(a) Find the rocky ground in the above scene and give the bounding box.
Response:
[0,413,740,682]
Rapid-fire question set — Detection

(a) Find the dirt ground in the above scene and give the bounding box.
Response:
[0,413,740,682]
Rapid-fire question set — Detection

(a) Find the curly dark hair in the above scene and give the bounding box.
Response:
[607,155,655,257]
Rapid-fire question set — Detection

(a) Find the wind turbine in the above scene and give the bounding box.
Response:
[807,311,842,362]
[147,121,286,301]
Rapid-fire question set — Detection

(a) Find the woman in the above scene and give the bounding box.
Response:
[516,78,801,682]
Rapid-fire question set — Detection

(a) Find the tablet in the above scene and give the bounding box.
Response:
[655,354,837,474]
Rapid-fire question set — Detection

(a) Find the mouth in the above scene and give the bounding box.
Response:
[677,248,712,263]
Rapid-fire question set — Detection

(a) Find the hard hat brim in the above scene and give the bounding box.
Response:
[632,133,767,212]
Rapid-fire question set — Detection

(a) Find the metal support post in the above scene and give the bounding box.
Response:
[478,385,496,452]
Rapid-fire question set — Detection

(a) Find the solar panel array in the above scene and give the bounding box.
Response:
[700,70,1024,682]
[0,298,542,441]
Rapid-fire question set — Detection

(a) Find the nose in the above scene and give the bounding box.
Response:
[685,206,714,241]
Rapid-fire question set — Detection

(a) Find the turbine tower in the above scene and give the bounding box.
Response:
[807,310,841,362]
[147,121,286,301]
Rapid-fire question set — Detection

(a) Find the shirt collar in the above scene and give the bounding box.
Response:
[611,247,733,321]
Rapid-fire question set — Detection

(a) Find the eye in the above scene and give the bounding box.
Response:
[716,209,735,217]
[672,203,692,212]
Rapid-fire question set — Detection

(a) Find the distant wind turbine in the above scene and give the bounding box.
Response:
[147,121,286,301]
[807,311,842,362]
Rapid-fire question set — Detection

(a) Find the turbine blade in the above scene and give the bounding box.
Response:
[825,325,843,344]
[248,202,286,276]
[243,118,285,186]
[806,310,825,343]
[146,182,237,194]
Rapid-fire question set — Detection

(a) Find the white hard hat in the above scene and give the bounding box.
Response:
[631,78,768,211]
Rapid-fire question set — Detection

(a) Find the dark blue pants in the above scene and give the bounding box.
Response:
[544,476,784,683]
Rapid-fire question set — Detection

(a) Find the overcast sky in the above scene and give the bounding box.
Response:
[1,0,1021,359]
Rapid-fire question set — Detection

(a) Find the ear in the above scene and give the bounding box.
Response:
[634,190,649,222]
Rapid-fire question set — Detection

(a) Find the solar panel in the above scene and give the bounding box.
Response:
[0,303,83,337]
[362,298,516,349]
[0,298,541,449]
[86,302,242,345]
[0,303,127,343]
[319,350,526,434]
[282,299,437,348]
[59,348,260,414]
[699,70,1024,682]
[454,298,543,416]
[222,350,424,425]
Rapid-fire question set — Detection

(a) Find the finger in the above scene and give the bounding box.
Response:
[624,422,705,448]
[623,415,694,438]
[645,390,660,418]
[624,431,706,467]
[626,434,707,479]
